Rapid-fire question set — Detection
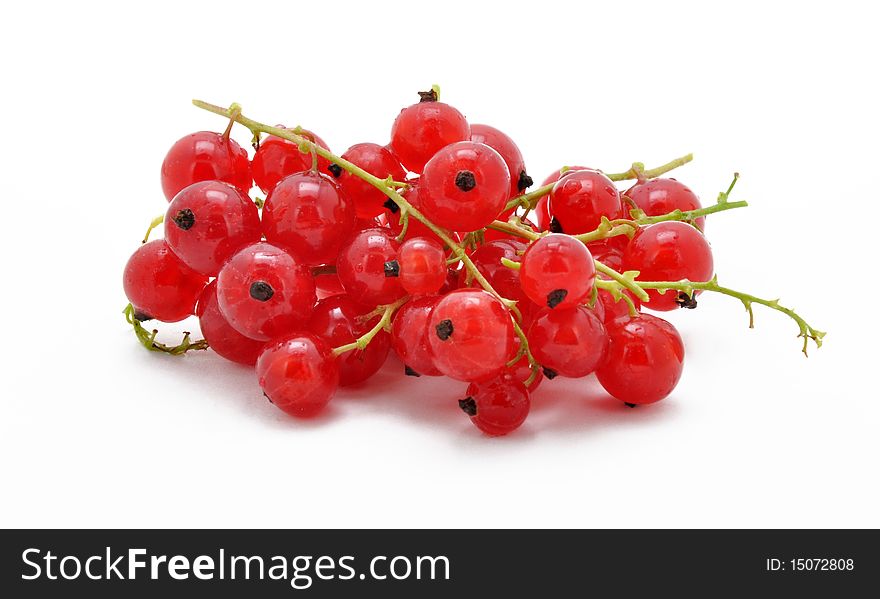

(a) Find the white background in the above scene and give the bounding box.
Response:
[2,1,877,528]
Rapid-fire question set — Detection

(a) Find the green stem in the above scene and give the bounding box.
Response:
[504,153,694,212]
[332,297,410,356]
[486,220,541,241]
[143,215,164,244]
[123,304,208,355]
[594,262,651,302]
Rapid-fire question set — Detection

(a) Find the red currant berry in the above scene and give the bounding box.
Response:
[380,181,461,246]
[597,289,641,323]
[389,93,470,173]
[262,171,355,266]
[390,295,443,377]
[336,228,405,306]
[307,295,390,386]
[427,289,514,382]
[164,181,262,276]
[315,272,346,298]
[623,222,714,311]
[460,376,530,436]
[527,306,608,378]
[627,178,704,230]
[533,166,591,230]
[123,240,209,322]
[420,141,511,232]
[459,239,538,322]
[251,129,331,193]
[196,281,265,365]
[216,242,316,341]
[549,170,622,234]
[596,314,684,405]
[336,143,406,219]
[160,131,251,201]
[257,332,339,417]
[397,237,447,296]
[519,234,596,310]
[470,123,530,198]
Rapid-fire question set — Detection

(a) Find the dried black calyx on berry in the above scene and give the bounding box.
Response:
[624,402,637,409]
[418,88,438,102]
[458,397,478,416]
[384,260,400,277]
[542,367,558,380]
[676,292,698,309]
[249,281,275,302]
[549,217,564,233]
[383,198,400,214]
[547,289,568,309]
[455,170,477,192]
[404,365,421,377]
[435,319,454,340]
[518,170,533,192]
[173,208,195,230]
[327,163,343,178]
[133,310,153,322]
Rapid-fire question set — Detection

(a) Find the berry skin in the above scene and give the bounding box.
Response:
[534,166,591,231]
[123,240,209,322]
[623,222,714,311]
[398,237,447,296]
[336,143,406,218]
[380,180,461,245]
[314,272,346,298]
[519,234,596,310]
[251,129,332,194]
[470,123,530,198]
[257,333,339,417]
[427,289,514,382]
[596,314,684,405]
[389,95,470,173]
[597,289,641,323]
[216,242,316,341]
[459,239,538,323]
[549,169,622,234]
[164,180,262,276]
[391,295,443,377]
[196,281,265,365]
[627,178,704,230]
[307,295,391,386]
[160,131,251,201]
[262,171,355,266]
[460,376,530,436]
[527,306,608,378]
[336,228,406,306]
[420,141,511,232]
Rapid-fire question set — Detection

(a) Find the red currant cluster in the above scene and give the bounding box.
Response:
[123,88,824,436]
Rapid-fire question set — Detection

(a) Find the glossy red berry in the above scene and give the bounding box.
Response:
[549,169,622,234]
[389,94,470,173]
[427,289,514,382]
[470,123,530,198]
[505,351,542,392]
[307,295,390,386]
[520,234,596,310]
[380,181,460,245]
[627,178,704,230]
[527,306,608,378]
[391,296,443,377]
[460,376,530,436]
[262,171,355,266]
[597,289,641,323]
[398,237,447,295]
[216,242,316,341]
[623,222,714,311]
[336,228,405,306]
[160,131,251,201]
[314,272,346,298]
[336,143,406,218]
[164,181,262,276]
[596,314,684,405]
[420,141,511,232]
[251,129,331,193]
[534,166,591,231]
[257,333,339,417]
[196,281,265,365]
[123,240,209,322]
[459,239,538,322]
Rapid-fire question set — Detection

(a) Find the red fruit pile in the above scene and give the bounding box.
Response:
[123,89,823,436]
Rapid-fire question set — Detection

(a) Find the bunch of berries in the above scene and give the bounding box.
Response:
[122,87,823,436]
